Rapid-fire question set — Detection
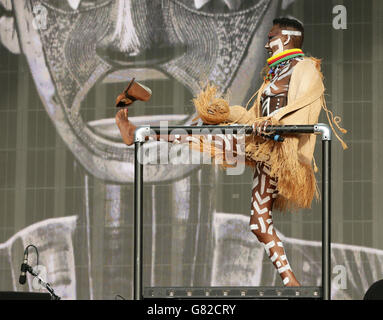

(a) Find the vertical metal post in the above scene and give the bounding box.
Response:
[134,141,144,300]
[322,139,331,300]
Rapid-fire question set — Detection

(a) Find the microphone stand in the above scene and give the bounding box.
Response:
[26,264,61,300]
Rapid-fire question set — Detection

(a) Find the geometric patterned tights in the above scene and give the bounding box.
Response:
[250,162,300,286]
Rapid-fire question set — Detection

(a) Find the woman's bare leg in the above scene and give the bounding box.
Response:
[250,163,300,287]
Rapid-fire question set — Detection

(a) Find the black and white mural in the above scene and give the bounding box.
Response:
[0,0,381,299]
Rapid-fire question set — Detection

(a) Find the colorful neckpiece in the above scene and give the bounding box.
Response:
[267,48,304,69]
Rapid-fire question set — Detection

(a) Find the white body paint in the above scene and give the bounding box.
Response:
[250,163,294,286]
[281,30,302,36]
[269,38,284,56]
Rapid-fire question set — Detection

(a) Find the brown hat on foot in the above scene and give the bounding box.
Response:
[115,78,152,108]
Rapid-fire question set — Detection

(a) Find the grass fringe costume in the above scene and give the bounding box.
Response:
[189,57,347,212]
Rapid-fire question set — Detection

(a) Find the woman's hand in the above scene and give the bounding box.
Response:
[252,119,273,138]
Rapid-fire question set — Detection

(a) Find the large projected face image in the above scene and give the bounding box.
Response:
[0,0,291,299]
[5,0,281,182]
[1,0,382,300]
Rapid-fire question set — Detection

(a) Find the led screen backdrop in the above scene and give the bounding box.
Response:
[0,0,382,299]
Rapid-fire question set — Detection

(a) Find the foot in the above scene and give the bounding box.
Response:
[285,279,301,287]
[282,270,301,287]
[115,79,152,145]
[116,108,136,146]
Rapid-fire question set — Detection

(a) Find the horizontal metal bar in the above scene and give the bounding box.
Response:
[144,286,322,299]
[134,124,331,143]
[148,124,317,134]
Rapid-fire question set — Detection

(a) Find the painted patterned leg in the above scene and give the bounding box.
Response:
[249,163,301,287]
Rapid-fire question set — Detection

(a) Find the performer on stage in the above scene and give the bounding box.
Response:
[115,17,347,287]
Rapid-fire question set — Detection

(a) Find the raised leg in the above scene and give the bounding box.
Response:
[250,163,300,287]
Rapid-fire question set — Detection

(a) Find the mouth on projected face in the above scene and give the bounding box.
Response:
[4,0,278,182]
[13,0,274,154]
[81,67,194,144]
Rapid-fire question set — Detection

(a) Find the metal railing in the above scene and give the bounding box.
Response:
[133,124,332,300]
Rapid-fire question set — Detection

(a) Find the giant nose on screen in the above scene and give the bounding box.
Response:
[96,0,186,68]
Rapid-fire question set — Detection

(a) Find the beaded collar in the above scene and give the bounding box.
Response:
[264,48,305,81]
[267,48,304,68]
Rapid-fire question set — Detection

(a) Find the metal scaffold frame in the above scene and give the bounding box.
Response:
[133,124,332,300]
